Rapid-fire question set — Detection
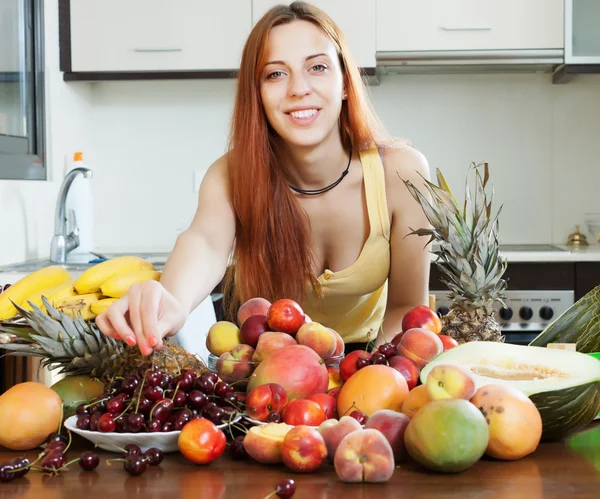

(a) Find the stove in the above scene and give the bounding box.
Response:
[432,290,575,345]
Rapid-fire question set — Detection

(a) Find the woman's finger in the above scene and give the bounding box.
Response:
[140,282,163,349]
[105,297,137,346]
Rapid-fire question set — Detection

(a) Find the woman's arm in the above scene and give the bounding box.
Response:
[379,145,433,344]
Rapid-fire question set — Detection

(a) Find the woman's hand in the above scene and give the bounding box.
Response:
[95,280,188,356]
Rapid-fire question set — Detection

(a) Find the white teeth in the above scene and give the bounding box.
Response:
[289,109,318,119]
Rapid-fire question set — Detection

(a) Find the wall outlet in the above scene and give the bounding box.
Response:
[193,169,208,194]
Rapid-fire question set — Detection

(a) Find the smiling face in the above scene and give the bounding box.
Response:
[259,20,346,149]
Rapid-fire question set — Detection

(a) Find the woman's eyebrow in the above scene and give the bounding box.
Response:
[264,53,328,66]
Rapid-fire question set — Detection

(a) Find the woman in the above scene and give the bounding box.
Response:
[96,2,432,356]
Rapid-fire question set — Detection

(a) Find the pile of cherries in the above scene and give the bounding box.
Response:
[75,366,243,433]
[356,342,398,369]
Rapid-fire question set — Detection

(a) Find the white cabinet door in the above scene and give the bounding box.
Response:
[70,0,251,72]
[377,0,564,52]
[252,1,376,68]
[0,0,21,73]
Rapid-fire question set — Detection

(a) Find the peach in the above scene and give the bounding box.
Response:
[339,350,372,381]
[296,322,337,359]
[242,422,294,464]
[439,335,459,351]
[365,409,410,461]
[267,299,305,336]
[240,314,270,348]
[426,364,476,401]
[247,345,329,400]
[402,305,442,335]
[338,365,409,417]
[327,367,343,391]
[281,425,328,473]
[318,416,362,461]
[334,429,395,483]
[237,297,271,327]
[387,355,420,390]
[252,332,297,362]
[401,385,432,419]
[282,399,327,427]
[329,328,345,356]
[216,344,256,380]
[307,392,337,420]
[246,383,289,422]
[397,328,444,368]
[205,321,242,357]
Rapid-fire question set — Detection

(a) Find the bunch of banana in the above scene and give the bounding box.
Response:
[1,255,161,322]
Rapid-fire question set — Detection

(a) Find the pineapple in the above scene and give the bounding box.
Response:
[0,296,206,378]
[401,162,507,343]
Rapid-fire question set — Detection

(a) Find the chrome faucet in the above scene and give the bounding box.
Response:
[50,167,93,263]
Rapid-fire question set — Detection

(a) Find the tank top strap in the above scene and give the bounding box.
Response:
[359,146,391,241]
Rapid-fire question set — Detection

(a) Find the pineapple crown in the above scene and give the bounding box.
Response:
[401,162,507,313]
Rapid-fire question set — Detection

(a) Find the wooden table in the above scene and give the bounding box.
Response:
[2,425,600,499]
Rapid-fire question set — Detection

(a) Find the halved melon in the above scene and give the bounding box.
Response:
[420,342,600,441]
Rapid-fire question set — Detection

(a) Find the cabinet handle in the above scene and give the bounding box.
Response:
[133,47,183,52]
[440,26,491,31]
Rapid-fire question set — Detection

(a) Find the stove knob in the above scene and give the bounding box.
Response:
[539,306,554,321]
[499,307,513,320]
[437,307,449,317]
[519,306,533,321]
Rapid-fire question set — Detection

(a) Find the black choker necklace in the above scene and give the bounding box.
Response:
[288,150,352,196]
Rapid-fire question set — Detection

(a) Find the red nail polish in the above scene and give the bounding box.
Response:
[148,337,156,347]
[125,336,136,346]
[142,345,153,356]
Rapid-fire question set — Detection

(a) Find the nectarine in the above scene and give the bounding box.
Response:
[281,425,328,473]
[334,429,395,483]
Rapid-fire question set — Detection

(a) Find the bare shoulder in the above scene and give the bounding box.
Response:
[381,144,431,213]
[203,152,230,188]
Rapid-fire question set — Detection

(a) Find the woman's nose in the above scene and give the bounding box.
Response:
[288,72,311,97]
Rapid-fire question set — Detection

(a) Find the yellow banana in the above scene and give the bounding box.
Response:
[54,293,102,321]
[21,280,77,312]
[100,270,162,298]
[90,298,118,315]
[0,266,71,320]
[74,256,156,294]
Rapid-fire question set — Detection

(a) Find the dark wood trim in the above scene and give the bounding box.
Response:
[553,64,600,84]
[58,0,71,72]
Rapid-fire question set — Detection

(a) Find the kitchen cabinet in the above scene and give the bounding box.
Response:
[565,0,600,63]
[252,1,376,68]
[376,0,564,52]
[62,0,251,76]
[0,0,21,74]
[575,263,600,300]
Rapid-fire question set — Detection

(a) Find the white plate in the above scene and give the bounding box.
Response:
[243,415,320,428]
[64,414,242,453]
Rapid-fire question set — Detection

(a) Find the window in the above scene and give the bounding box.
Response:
[0,0,45,180]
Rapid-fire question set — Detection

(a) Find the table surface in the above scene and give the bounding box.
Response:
[2,424,600,499]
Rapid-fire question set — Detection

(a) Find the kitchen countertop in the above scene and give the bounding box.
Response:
[429,244,600,263]
[1,425,600,498]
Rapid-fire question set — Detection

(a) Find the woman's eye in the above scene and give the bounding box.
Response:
[311,64,327,72]
[267,71,284,79]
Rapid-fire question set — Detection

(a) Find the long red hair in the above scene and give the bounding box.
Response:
[223,1,389,319]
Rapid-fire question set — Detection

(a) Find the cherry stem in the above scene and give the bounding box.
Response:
[116,397,136,420]
[134,376,146,414]
[84,396,112,410]
[263,489,280,499]
[63,429,73,454]
[95,443,127,454]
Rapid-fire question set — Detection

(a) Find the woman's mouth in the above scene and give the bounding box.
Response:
[286,108,321,126]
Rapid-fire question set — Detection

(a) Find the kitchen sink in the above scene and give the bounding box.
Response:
[0,252,170,273]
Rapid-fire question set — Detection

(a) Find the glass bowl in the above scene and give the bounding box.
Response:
[584,213,600,243]
[207,351,344,391]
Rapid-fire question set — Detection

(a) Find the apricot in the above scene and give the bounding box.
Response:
[237,297,271,327]
[205,321,242,357]
[318,416,362,461]
[401,385,432,419]
[471,384,542,460]
[242,422,294,464]
[252,331,297,362]
[334,429,395,483]
[397,328,444,368]
[296,322,337,359]
[329,328,345,356]
[281,425,328,473]
[337,365,409,417]
[426,364,477,401]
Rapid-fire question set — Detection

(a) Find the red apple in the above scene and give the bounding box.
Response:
[240,314,270,348]
[387,355,420,390]
[282,399,327,427]
[439,335,459,350]
[246,383,289,422]
[402,305,442,335]
[307,392,337,419]
[267,299,306,336]
[339,350,372,381]
[364,409,410,461]
[237,297,271,326]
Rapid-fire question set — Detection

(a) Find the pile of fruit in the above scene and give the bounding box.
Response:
[0,255,161,321]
